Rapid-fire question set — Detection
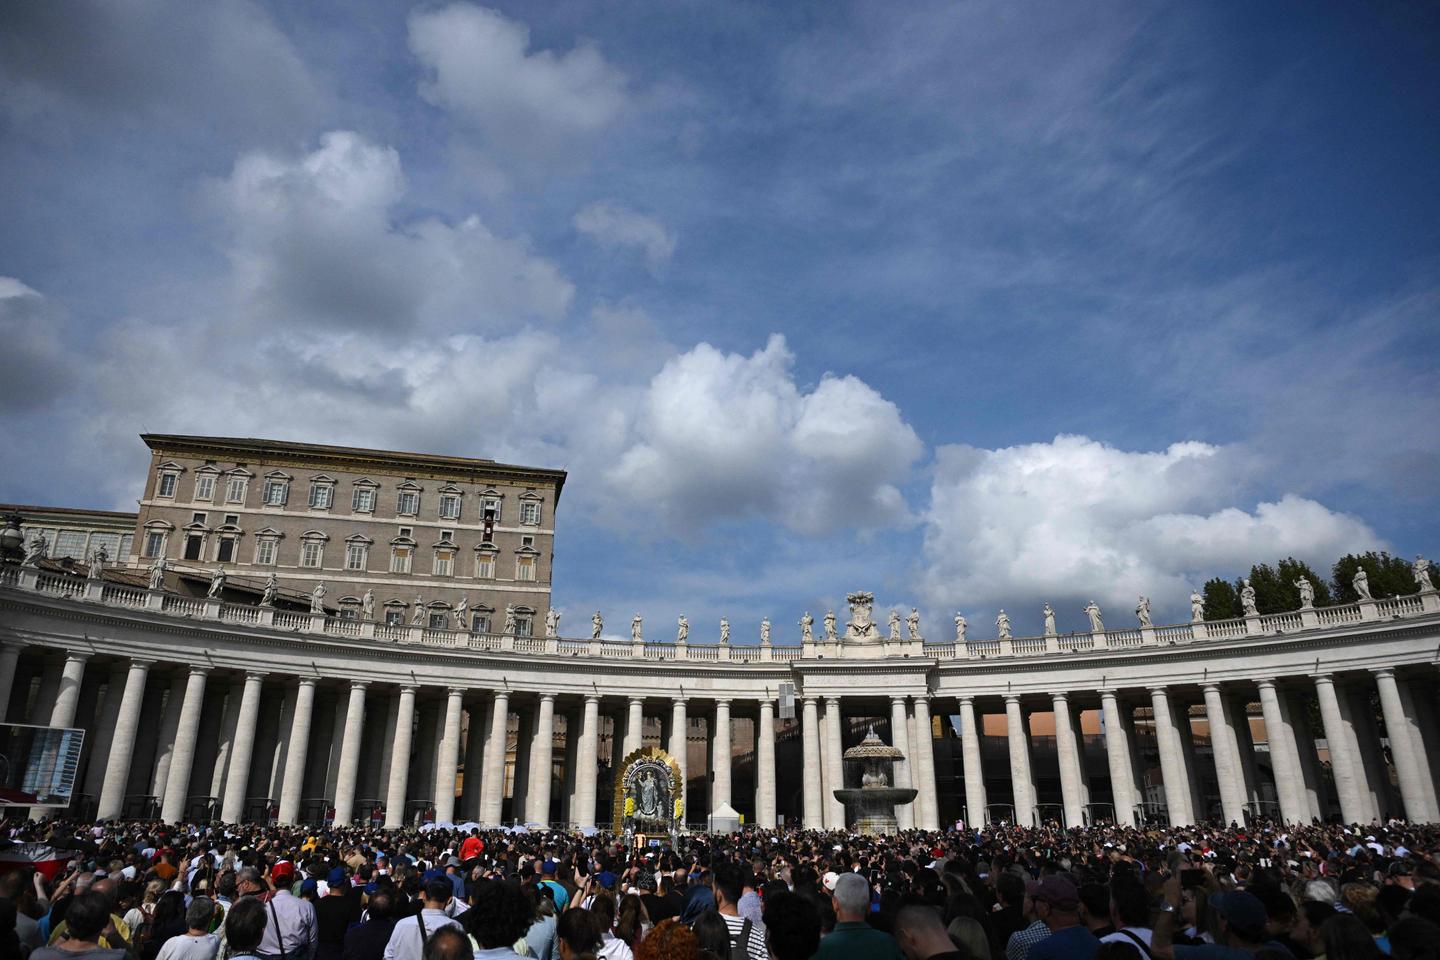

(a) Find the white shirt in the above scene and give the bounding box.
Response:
[156,933,221,960]
[597,934,633,960]
[383,909,462,960]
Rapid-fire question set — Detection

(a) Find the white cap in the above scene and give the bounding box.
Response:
[822,871,840,892]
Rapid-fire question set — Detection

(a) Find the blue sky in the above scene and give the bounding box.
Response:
[2,0,1437,641]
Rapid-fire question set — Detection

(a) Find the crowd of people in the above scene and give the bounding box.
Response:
[2,817,1438,960]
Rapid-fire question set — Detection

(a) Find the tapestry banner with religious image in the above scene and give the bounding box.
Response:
[612,746,683,836]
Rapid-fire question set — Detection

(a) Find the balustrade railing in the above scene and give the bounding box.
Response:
[5,559,1438,663]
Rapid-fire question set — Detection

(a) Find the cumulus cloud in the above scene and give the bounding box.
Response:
[408,3,628,161]
[573,201,676,271]
[919,435,1380,629]
[0,279,67,410]
[205,131,573,331]
[606,335,923,535]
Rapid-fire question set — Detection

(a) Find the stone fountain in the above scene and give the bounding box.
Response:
[832,726,919,834]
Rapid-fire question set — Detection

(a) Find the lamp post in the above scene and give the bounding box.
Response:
[0,513,24,562]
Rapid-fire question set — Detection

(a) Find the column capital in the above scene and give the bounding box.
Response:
[128,658,157,670]
[824,695,840,707]
[447,686,466,697]
[628,695,645,706]
[244,670,267,683]
[1052,692,1070,703]
[491,689,510,702]
[1003,693,1021,705]
[1201,682,1221,694]
[538,692,556,703]
[958,694,975,706]
[671,696,688,706]
[1099,688,1119,701]
[1255,678,1278,691]
[1311,673,1335,686]
[296,676,318,689]
[583,693,601,704]
[187,665,210,678]
[1148,685,1170,696]
[758,698,775,712]
[891,694,909,705]
[350,680,370,692]
[64,651,92,664]
[714,697,731,708]
[1371,667,1396,680]
[399,684,419,694]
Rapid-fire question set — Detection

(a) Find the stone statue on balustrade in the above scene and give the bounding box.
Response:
[412,597,427,624]
[676,615,689,643]
[718,617,728,645]
[1240,580,1258,616]
[23,533,46,566]
[906,608,921,641]
[88,546,107,580]
[147,556,167,591]
[207,567,226,599]
[311,582,327,614]
[760,617,771,645]
[996,609,1012,640]
[800,611,814,643]
[888,609,902,641]
[545,608,561,637]
[360,587,373,619]
[453,596,469,629]
[1042,603,1056,637]
[844,592,882,643]
[1190,591,1204,622]
[1414,555,1433,592]
[1295,577,1315,608]
[1135,596,1152,628]
[1084,601,1103,632]
[823,609,838,642]
[631,613,643,642]
[1352,568,1373,601]
[592,611,603,640]
[954,612,967,643]
[263,574,280,608]
[503,604,517,634]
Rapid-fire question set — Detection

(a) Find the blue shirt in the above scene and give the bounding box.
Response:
[1028,925,1098,960]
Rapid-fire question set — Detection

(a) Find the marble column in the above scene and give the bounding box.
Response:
[1313,675,1367,824]
[529,694,556,825]
[575,695,601,830]
[623,697,644,759]
[208,678,245,802]
[1052,693,1084,827]
[47,653,89,729]
[332,681,368,826]
[1394,677,1439,820]
[1149,687,1191,826]
[756,698,776,829]
[29,658,62,726]
[277,678,317,825]
[1100,691,1138,826]
[219,673,264,823]
[96,659,152,821]
[958,696,987,827]
[1004,695,1034,826]
[1257,680,1307,824]
[669,698,688,822]
[384,686,417,828]
[712,699,732,814]
[150,676,187,801]
[0,644,19,723]
[433,687,464,824]
[1202,683,1246,825]
[887,697,915,830]
[824,697,845,828]
[481,692,510,825]
[1373,669,1431,822]
[801,697,822,829]
[160,667,208,823]
[1281,688,1326,820]
[82,665,128,803]
[462,698,489,821]
[911,697,939,830]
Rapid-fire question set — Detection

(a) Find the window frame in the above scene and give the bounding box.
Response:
[193,473,216,502]
[263,479,290,507]
[157,471,179,499]
[255,537,277,566]
[225,476,248,504]
[300,539,324,568]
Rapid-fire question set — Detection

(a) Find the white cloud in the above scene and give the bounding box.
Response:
[573,201,676,271]
[0,278,67,409]
[606,334,923,535]
[205,131,573,332]
[408,4,628,161]
[920,434,1380,629]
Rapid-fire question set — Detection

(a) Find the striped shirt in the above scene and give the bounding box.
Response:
[721,912,767,960]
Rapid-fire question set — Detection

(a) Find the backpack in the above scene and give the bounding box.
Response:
[727,917,753,960]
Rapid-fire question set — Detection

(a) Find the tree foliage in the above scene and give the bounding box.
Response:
[1202,577,1239,621]
[1331,551,1414,603]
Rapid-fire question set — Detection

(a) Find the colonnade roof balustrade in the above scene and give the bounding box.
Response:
[3,561,1438,702]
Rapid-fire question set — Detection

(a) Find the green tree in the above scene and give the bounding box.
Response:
[1244,563,1292,614]
[1276,557,1332,607]
[1202,577,1239,620]
[1332,551,1414,602]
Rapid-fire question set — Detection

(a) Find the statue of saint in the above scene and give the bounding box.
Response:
[453,595,469,629]
[760,617,771,645]
[888,609,902,641]
[311,581,327,615]
[1135,596,1152,628]
[1042,603,1056,637]
[996,609,1012,640]
[677,615,689,643]
[1352,568,1373,601]
[1084,601,1103,633]
[799,611,814,643]
[23,533,47,566]
[591,611,603,640]
[1295,577,1315,608]
[1190,591,1204,622]
[718,617,728,645]
[412,597,427,625]
[263,574,280,608]
[954,612,967,643]
[1240,579,1259,617]
[360,587,374,619]
[147,556,167,591]
[503,604,517,635]
[823,609,837,642]
[88,546,107,580]
[630,613,643,643]
[1415,555,1435,592]
[637,770,660,818]
[545,608,561,637]
[207,567,226,599]
[906,608,921,640]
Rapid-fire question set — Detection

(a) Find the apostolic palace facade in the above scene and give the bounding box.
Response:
[1,434,1438,831]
